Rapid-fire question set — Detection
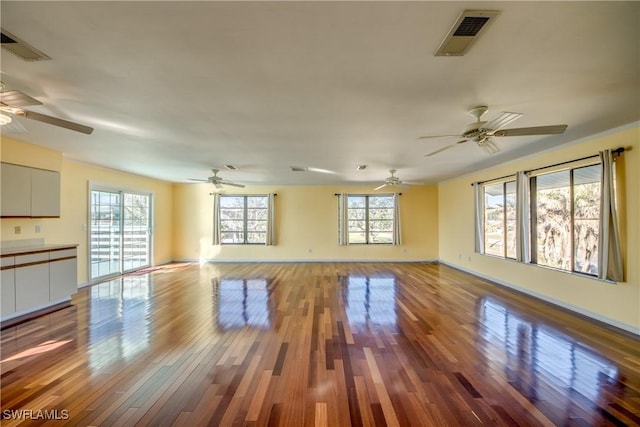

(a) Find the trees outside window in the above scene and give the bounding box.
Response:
[532,164,601,275]
[347,195,394,244]
[219,195,268,244]
[483,180,516,259]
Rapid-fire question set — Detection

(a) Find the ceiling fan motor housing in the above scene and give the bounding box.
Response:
[462,121,488,139]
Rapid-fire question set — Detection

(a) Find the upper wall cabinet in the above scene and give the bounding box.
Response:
[1,162,61,218]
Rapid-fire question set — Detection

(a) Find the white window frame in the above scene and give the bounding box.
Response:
[346,194,395,245]
[218,194,269,245]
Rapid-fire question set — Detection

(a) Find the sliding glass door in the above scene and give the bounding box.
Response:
[90,187,152,282]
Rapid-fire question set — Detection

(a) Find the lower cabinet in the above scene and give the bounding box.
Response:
[15,262,50,312]
[1,246,78,321]
[1,268,16,316]
[50,256,77,302]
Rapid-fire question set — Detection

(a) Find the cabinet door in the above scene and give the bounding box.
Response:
[31,168,61,217]
[1,163,32,217]
[1,268,16,317]
[50,257,77,302]
[15,252,50,312]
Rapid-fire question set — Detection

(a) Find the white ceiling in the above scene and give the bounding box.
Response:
[1,1,638,186]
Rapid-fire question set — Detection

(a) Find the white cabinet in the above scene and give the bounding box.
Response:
[1,256,16,316]
[0,162,60,217]
[31,168,61,217]
[14,252,50,312]
[49,249,77,302]
[1,245,78,322]
[1,163,31,216]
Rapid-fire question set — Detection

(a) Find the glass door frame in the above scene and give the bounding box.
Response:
[88,183,154,284]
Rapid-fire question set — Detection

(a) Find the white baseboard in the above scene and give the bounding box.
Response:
[439,260,640,337]
[172,258,438,264]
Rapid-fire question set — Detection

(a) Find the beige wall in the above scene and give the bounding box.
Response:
[438,125,640,332]
[172,184,439,262]
[1,137,174,285]
[4,125,638,333]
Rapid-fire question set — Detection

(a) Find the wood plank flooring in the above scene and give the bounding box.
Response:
[1,262,640,426]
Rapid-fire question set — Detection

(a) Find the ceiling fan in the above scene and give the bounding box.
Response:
[374,169,422,191]
[189,169,245,188]
[0,83,94,134]
[418,106,567,157]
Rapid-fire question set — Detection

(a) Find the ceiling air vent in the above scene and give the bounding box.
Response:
[435,10,500,57]
[1,28,51,61]
[290,166,308,172]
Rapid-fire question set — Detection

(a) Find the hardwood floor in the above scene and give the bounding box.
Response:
[1,262,639,426]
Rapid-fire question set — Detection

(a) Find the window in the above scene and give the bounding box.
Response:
[483,180,516,259]
[531,164,601,275]
[347,195,394,244]
[219,195,268,244]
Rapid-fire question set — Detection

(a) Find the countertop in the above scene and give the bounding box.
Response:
[1,243,79,256]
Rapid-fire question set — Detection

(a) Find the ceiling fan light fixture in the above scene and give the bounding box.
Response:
[478,138,500,155]
[0,113,12,125]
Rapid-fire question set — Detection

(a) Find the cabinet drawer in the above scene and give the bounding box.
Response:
[15,251,49,265]
[1,256,15,268]
[49,248,77,260]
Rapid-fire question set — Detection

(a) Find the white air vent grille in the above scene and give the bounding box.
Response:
[1,28,51,61]
[435,10,500,57]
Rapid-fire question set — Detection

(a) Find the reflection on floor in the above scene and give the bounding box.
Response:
[88,275,152,371]
[479,298,619,410]
[1,262,639,426]
[214,278,271,330]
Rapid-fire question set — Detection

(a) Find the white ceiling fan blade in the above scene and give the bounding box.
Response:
[424,139,467,157]
[492,124,568,137]
[417,134,461,140]
[373,183,388,191]
[19,110,94,134]
[402,181,424,185]
[221,181,245,188]
[188,178,209,182]
[483,112,523,131]
[0,90,43,107]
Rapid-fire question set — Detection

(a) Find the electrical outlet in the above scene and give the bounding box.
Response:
[82,224,87,231]
[35,225,41,233]
[14,226,21,234]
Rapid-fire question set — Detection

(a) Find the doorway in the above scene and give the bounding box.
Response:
[89,187,152,282]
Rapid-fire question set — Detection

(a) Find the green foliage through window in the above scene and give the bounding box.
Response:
[220,195,268,244]
[347,195,394,244]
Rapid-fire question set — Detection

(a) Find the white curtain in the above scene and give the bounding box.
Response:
[515,171,531,263]
[392,193,402,245]
[598,150,624,282]
[212,193,221,245]
[265,193,276,246]
[337,193,348,246]
[472,182,484,253]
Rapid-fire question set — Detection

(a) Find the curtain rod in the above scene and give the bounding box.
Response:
[525,146,625,174]
[471,146,625,186]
